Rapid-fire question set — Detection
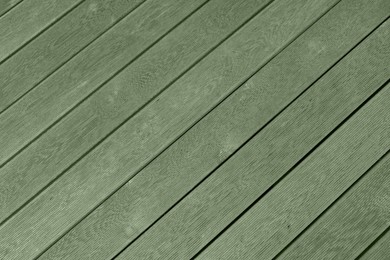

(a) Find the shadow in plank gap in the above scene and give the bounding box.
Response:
[196,83,390,258]
[0,0,273,228]
[116,18,390,260]
[277,150,390,259]
[359,226,390,260]
[0,0,83,63]
[0,0,339,259]
[0,0,209,168]
[39,2,389,260]
[0,0,23,18]
[0,0,147,115]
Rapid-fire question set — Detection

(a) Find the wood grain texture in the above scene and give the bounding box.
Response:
[197,55,390,260]
[278,151,390,259]
[0,0,337,259]
[360,228,390,260]
[0,0,207,166]
[0,0,22,18]
[0,0,82,62]
[198,90,390,259]
[117,18,390,260]
[0,0,272,230]
[39,0,390,259]
[0,0,145,113]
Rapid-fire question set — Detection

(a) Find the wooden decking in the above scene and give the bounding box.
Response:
[0,0,389,259]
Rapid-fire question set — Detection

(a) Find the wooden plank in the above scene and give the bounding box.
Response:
[0,0,208,166]
[0,0,83,63]
[360,228,390,260]
[0,0,146,113]
[0,0,22,18]
[277,152,390,259]
[38,1,390,259]
[116,18,390,260]
[0,0,273,227]
[0,0,338,259]
[197,88,390,259]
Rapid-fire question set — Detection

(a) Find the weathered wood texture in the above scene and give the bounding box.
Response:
[0,0,22,18]
[117,18,390,260]
[0,0,272,228]
[0,0,208,167]
[278,151,390,259]
[0,0,82,62]
[39,0,389,259]
[0,0,146,113]
[360,228,390,260]
[0,0,339,259]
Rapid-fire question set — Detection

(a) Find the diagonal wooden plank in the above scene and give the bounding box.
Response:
[0,0,209,167]
[0,0,338,259]
[0,0,23,18]
[0,0,83,63]
[38,0,390,259]
[0,0,146,114]
[196,71,390,260]
[277,151,390,259]
[0,0,273,228]
[116,18,390,260]
[359,227,390,260]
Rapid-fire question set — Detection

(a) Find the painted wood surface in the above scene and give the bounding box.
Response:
[197,71,390,259]
[117,18,390,260]
[38,0,389,259]
[0,0,83,62]
[0,0,388,259]
[277,151,390,259]
[0,0,22,18]
[0,0,146,113]
[0,0,208,167]
[0,0,272,229]
[0,0,338,259]
[360,228,390,260]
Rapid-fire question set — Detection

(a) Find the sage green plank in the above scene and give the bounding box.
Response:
[0,0,208,166]
[0,0,337,259]
[0,0,82,62]
[197,75,390,258]
[0,0,22,18]
[360,229,390,260]
[0,0,145,114]
[278,152,390,259]
[39,0,390,259]
[117,19,390,260]
[0,0,272,229]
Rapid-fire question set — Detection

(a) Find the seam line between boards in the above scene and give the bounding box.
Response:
[0,0,149,117]
[0,0,218,232]
[356,218,390,259]
[0,0,213,170]
[190,78,390,259]
[274,148,390,259]
[0,0,87,66]
[117,10,388,260]
[30,0,281,257]
[0,0,25,20]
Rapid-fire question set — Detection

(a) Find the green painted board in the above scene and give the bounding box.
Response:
[38,0,390,259]
[0,0,338,259]
[197,81,390,258]
[116,19,390,260]
[0,0,208,167]
[0,0,273,227]
[360,228,390,260]
[0,0,145,113]
[278,152,390,259]
[0,0,82,63]
[0,0,22,18]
